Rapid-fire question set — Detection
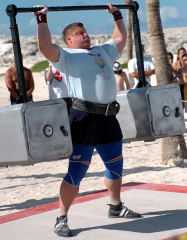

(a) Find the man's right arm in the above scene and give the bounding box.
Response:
[35,6,60,62]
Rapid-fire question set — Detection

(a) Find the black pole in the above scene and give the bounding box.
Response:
[15,5,134,13]
[6,4,28,102]
[130,2,147,88]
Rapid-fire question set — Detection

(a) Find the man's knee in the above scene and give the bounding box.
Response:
[64,158,90,186]
[104,155,123,180]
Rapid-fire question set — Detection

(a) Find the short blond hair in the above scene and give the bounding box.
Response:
[63,22,84,45]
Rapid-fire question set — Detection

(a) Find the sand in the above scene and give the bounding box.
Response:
[0,69,187,217]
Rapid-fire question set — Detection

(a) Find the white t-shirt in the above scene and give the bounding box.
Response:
[44,67,68,99]
[51,40,119,104]
[128,56,155,88]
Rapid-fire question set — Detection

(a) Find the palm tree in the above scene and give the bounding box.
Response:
[146,0,187,165]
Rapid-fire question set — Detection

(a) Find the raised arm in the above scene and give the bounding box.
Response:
[34,6,60,62]
[108,4,127,54]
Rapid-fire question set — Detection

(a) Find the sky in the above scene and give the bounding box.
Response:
[0,0,187,36]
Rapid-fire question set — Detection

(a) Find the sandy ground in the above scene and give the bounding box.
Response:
[0,70,187,217]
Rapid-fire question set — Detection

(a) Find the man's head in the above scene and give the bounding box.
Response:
[182,53,187,66]
[113,61,122,74]
[177,47,186,59]
[181,66,187,83]
[63,22,91,49]
[167,52,174,65]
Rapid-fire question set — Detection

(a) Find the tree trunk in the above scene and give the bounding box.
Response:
[125,0,133,61]
[146,0,186,166]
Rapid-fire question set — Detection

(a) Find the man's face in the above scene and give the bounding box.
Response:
[182,56,187,66]
[179,49,186,58]
[182,67,187,82]
[67,27,91,49]
[168,55,173,65]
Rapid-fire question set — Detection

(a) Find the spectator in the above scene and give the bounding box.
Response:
[44,64,68,99]
[172,48,187,102]
[167,52,179,83]
[5,59,34,104]
[128,44,155,88]
[113,61,130,91]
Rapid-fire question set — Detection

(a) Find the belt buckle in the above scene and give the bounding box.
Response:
[105,101,120,116]
[105,104,111,116]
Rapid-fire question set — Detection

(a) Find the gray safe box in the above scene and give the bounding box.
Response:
[116,83,185,143]
[0,99,72,167]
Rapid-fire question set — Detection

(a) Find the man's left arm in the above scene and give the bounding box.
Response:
[108,4,127,54]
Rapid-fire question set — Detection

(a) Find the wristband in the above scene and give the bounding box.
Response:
[112,10,123,21]
[36,13,47,24]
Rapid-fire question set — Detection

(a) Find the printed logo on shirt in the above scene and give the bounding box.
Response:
[95,57,105,72]
[88,53,101,57]
[54,71,63,81]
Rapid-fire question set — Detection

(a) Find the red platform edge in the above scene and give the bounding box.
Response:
[0,182,187,224]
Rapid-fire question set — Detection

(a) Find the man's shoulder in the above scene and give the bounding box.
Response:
[23,66,32,72]
[5,66,14,74]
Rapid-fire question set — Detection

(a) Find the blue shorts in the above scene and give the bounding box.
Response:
[64,109,123,186]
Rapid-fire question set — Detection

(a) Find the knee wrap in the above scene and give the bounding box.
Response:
[64,144,93,186]
[104,157,123,180]
[64,159,90,186]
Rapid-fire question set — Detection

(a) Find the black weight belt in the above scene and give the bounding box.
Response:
[71,98,120,116]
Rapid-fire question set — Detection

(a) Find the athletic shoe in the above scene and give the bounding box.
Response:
[54,216,73,237]
[108,202,142,218]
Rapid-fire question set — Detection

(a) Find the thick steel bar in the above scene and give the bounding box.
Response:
[16,5,135,13]
[6,1,146,97]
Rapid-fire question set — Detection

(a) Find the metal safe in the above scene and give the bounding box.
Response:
[116,83,185,142]
[0,99,72,166]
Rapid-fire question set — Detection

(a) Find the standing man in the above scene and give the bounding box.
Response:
[5,59,35,104]
[128,44,155,88]
[35,4,141,237]
[44,64,68,99]
[113,61,130,90]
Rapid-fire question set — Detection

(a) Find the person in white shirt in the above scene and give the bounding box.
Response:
[113,61,130,91]
[128,44,155,88]
[44,64,68,99]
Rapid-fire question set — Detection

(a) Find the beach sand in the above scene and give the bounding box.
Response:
[0,70,187,217]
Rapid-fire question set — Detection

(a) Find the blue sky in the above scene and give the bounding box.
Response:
[0,0,187,36]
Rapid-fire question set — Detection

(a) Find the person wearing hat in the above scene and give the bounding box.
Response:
[113,61,130,91]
